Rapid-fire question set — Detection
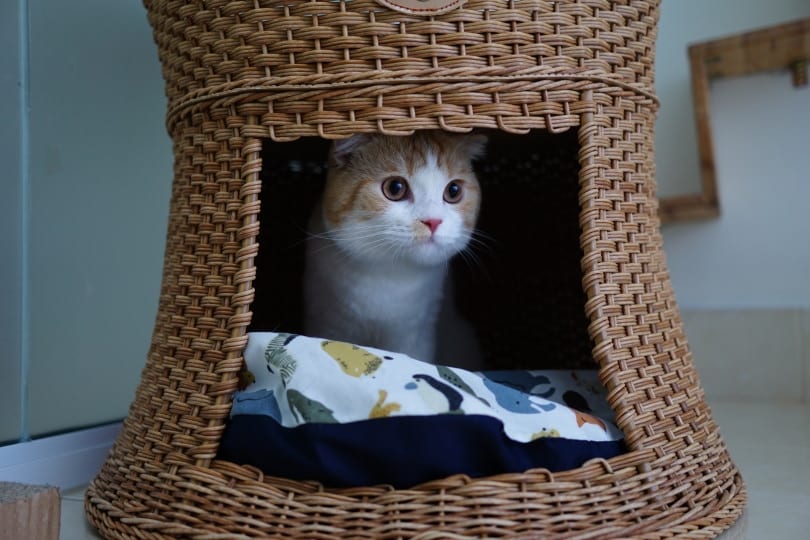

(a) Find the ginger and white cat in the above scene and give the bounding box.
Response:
[303,131,485,369]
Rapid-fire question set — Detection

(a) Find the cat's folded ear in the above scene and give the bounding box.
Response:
[460,132,488,160]
[330,134,373,168]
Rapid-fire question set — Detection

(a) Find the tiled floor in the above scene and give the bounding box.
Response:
[59,400,809,539]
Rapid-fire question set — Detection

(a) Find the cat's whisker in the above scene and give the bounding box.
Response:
[289,220,331,247]
[385,242,408,263]
[459,242,487,274]
[309,226,391,242]
[458,245,496,283]
[467,229,496,252]
[466,234,489,247]
[471,228,496,242]
[456,249,479,271]
[307,241,347,258]
[464,247,489,270]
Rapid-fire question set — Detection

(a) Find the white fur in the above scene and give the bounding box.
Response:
[303,144,482,369]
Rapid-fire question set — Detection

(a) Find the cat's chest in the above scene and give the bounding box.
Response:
[341,270,444,320]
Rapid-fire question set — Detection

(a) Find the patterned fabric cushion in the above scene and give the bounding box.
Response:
[218,332,625,488]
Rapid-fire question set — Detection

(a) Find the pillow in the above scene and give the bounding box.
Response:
[218,332,625,488]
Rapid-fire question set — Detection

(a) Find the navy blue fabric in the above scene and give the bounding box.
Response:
[218,414,625,489]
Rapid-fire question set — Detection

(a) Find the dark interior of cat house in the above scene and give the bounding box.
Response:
[249,129,595,371]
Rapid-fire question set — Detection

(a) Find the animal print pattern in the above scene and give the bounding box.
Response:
[233,332,623,443]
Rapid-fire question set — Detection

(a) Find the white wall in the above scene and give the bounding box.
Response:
[655,0,810,199]
[651,1,810,402]
[655,0,810,310]
[663,72,810,308]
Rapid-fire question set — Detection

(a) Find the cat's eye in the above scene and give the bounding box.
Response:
[381,176,409,201]
[444,181,464,204]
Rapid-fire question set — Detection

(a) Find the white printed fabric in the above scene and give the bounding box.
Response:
[232,332,623,443]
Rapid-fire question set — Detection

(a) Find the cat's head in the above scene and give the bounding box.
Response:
[319,131,486,267]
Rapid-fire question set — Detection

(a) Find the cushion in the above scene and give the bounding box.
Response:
[218,332,624,488]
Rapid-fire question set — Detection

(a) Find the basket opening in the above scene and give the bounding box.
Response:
[249,129,594,371]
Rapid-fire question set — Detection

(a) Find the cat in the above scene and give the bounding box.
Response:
[303,131,486,370]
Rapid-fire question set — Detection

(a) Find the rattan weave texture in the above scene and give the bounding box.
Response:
[86,1,746,537]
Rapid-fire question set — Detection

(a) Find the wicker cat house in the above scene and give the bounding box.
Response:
[86,0,746,537]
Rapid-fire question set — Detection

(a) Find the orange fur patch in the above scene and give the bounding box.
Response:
[457,181,481,230]
[322,131,482,228]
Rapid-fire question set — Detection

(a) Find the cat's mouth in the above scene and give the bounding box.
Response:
[414,227,445,244]
[407,237,456,265]
[413,234,445,249]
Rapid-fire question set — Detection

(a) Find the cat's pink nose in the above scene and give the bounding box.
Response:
[421,218,443,234]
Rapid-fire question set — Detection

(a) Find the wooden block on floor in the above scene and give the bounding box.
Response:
[0,481,61,540]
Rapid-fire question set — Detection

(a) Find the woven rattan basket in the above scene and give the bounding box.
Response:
[86,0,747,537]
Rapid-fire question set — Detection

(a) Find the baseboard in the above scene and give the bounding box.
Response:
[0,423,121,491]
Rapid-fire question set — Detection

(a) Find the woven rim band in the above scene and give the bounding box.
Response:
[166,71,659,135]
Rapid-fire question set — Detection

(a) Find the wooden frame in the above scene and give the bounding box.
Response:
[659,18,810,223]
